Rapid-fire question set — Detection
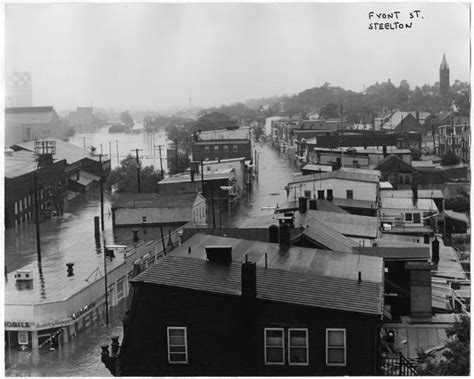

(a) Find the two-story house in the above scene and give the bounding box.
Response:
[287,168,380,216]
[101,233,384,376]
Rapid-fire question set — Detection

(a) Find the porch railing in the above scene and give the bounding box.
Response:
[379,352,419,376]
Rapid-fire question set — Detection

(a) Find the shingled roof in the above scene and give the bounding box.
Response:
[112,193,202,209]
[133,234,384,316]
[289,169,380,185]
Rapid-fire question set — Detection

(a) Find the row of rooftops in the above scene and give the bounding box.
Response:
[5,138,107,179]
[304,144,413,155]
[289,167,381,184]
[134,233,385,316]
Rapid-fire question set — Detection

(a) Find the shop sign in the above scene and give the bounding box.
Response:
[4,321,31,328]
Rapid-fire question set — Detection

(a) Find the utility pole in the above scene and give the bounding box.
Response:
[210,181,216,229]
[155,145,165,178]
[116,140,119,167]
[103,235,109,325]
[200,159,204,192]
[175,139,179,173]
[340,103,344,166]
[98,154,107,231]
[431,119,437,155]
[131,149,143,193]
[33,171,41,262]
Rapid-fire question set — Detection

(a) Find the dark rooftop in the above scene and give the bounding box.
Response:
[112,193,201,209]
[133,233,384,316]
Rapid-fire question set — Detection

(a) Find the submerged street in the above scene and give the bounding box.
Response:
[5,129,295,376]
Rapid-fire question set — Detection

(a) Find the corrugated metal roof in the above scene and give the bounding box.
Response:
[381,189,444,199]
[381,197,438,211]
[295,216,359,254]
[303,210,378,239]
[112,193,201,209]
[159,169,234,184]
[134,234,383,315]
[289,169,380,185]
[169,234,382,282]
[13,138,102,164]
[358,246,430,260]
[4,150,38,178]
[197,127,250,140]
[68,170,100,186]
[332,197,377,210]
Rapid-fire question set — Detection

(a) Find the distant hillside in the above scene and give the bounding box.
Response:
[203,79,470,122]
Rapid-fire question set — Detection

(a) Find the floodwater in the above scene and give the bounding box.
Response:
[4,127,295,376]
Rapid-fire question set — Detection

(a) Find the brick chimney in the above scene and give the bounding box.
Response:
[279,223,291,246]
[298,197,307,214]
[241,260,257,299]
[412,181,418,207]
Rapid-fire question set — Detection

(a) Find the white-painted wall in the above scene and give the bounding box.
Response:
[288,178,378,202]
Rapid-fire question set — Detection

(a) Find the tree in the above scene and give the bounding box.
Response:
[105,154,163,193]
[319,103,340,119]
[418,315,470,375]
[441,151,461,166]
[120,111,134,128]
[253,124,265,141]
[168,152,190,175]
[445,195,470,213]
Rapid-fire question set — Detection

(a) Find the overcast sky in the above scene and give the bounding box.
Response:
[5,2,471,111]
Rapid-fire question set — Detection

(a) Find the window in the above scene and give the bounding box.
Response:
[116,279,124,300]
[141,216,147,223]
[213,145,219,152]
[207,166,211,171]
[264,328,285,365]
[167,327,188,364]
[326,329,346,366]
[288,329,308,365]
[304,190,311,199]
[413,213,421,223]
[204,146,209,153]
[223,145,229,152]
[346,190,353,199]
[233,145,238,153]
[405,213,413,222]
[14,202,18,215]
[18,331,29,345]
[19,200,23,212]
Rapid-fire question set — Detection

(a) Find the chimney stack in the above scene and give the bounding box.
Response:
[432,236,440,264]
[412,181,418,207]
[279,223,291,246]
[132,229,139,243]
[66,263,74,276]
[298,197,307,214]
[241,261,257,299]
[269,225,279,243]
[382,144,387,158]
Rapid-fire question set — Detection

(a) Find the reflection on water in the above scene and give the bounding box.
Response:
[5,126,296,376]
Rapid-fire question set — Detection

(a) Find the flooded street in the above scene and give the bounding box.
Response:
[5,128,295,376]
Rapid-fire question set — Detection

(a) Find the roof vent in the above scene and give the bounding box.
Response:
[15,270,33,282]
[205,245,232,265]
